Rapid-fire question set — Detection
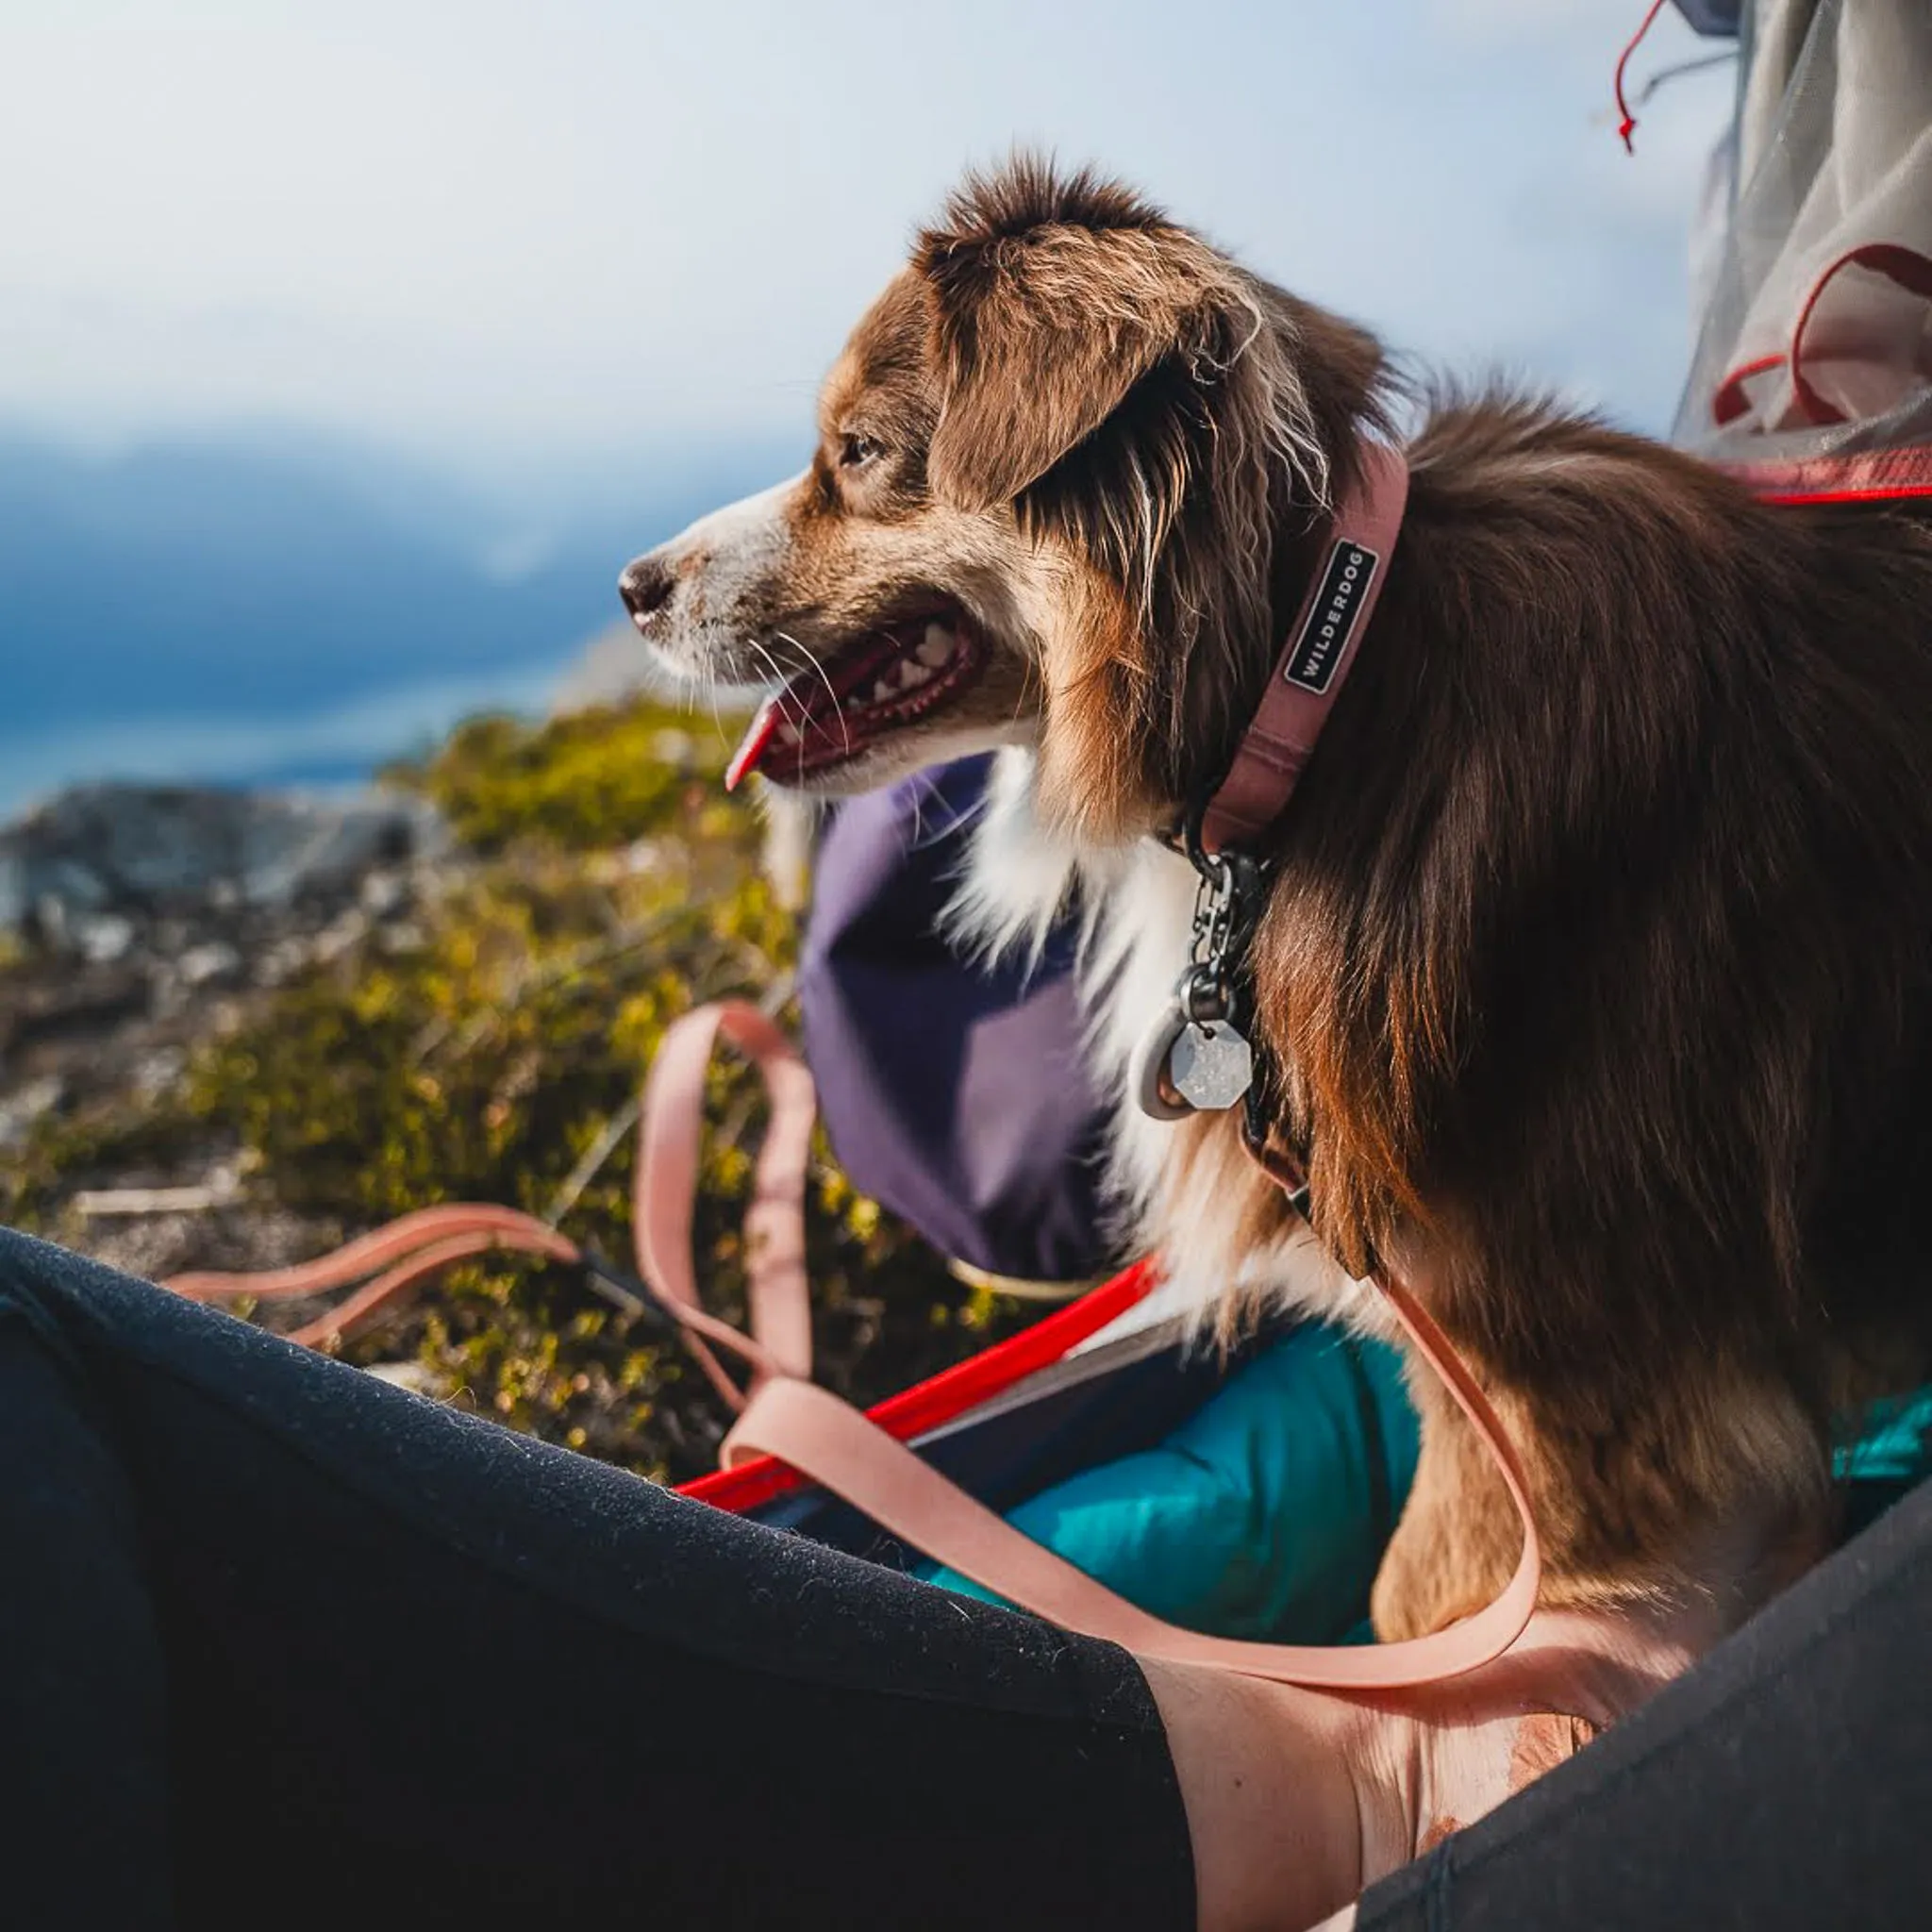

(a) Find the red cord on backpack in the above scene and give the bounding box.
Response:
[1614,0,1671,153]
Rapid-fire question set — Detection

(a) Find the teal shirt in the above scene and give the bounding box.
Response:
[1837,1386,1932,1483]
[918,1325,1418,1645]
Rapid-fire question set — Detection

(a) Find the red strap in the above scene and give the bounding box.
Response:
[682,1259,1161,1514]
[1719,440,1932,505]
[1199,442,1410,855]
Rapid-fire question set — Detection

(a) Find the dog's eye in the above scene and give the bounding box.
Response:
[840,432,883,470]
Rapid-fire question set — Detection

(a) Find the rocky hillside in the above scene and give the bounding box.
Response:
[0,705,1017,1484]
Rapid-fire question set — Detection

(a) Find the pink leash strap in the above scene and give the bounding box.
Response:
[1200,441,1410,855]
[634,1000,817,1406]
[165,1204,584,1353]
[724,1270,1539,1690]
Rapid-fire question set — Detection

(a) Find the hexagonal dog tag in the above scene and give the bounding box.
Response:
[1167,1020,1254,1111]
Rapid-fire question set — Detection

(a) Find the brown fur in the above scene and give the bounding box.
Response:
[627,157,1932,1638]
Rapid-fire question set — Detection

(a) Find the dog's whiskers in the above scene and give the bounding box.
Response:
[704,664,730,745]
[744,637,786,697]
[740,636,826,781]
[774,630,853,758]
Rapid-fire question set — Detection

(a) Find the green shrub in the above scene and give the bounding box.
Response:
[391,702,728,855]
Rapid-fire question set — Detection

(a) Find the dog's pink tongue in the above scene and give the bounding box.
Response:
[724,697,783,792]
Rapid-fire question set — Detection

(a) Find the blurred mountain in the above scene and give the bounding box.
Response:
[0,428,792,803]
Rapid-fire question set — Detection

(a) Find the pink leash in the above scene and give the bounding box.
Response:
[168,995,1540,1690]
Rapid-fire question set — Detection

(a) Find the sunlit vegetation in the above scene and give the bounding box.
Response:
[4,703,1019,1483]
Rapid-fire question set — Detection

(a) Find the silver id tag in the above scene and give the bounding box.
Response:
[1168,1020,1255,1111]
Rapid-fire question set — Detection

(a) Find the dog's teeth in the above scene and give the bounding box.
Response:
[844,696,865,712]
[871,679,895,704]
[917,625,954,668]
[899,659,931,689]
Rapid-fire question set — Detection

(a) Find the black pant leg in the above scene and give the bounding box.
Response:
[0,1307,174,1929]
[0,1228,1195,1932]
[1359,1474,1932,1931]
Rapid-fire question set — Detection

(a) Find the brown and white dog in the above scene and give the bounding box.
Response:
[622,158,1932,1643]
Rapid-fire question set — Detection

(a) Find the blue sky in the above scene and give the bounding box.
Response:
[1,0,1736,504]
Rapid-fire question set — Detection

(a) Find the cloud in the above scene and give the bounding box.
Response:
[0,0,1735,479]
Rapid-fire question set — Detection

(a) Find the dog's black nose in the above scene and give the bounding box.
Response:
[619,555,675,628]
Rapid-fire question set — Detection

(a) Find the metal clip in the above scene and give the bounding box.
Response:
[1188,854,1238,979]
[1133,809,1270,1122]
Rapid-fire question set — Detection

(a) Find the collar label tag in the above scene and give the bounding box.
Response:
[1284,539,1379,694]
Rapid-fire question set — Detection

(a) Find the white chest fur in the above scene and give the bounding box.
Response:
[949,749,1364,1328]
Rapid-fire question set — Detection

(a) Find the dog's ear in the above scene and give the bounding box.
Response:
[916,162,1211,511]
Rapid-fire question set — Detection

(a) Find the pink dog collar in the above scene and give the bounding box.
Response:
[1199,441,1409,854]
